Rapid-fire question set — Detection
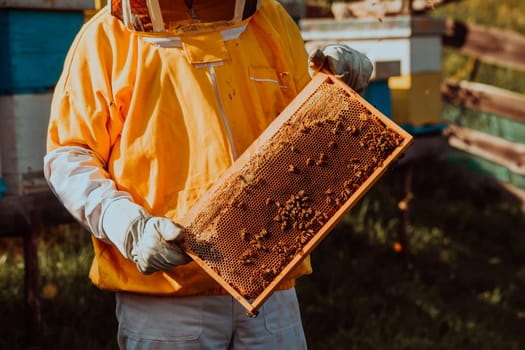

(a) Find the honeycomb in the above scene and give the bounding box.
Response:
[179,73,413,316]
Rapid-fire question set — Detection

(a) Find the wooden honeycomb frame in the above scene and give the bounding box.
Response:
[179,72,414,316]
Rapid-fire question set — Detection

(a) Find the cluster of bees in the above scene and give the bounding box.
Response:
[236,189,328,297]
[360,125,405,156]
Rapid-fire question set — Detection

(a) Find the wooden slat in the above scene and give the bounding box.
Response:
[443,19,525,72]
[446,125,525,176]
[441,78,525,125]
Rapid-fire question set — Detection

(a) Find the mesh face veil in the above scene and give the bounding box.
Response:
[111,0,260,35]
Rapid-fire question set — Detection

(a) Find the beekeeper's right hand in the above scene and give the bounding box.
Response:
[44,145,191,275]
[102,198,192,275]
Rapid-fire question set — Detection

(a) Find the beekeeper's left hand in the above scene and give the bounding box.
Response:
[308,44,373,94]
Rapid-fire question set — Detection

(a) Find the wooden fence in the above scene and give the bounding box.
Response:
[441,18,525,200]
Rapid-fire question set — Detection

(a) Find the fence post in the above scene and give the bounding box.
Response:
[24,209,41,349]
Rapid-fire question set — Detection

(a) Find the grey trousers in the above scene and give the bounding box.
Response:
[115,288,307,349]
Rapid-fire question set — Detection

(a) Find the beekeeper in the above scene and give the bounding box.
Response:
[44,0,372,348]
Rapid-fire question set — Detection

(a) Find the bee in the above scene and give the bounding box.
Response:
[288,164,299,173]
[240,228,249,241]
[258,228,269,239]
[347,125,358,135]
[316,159,327,167]
[239,249,256,265]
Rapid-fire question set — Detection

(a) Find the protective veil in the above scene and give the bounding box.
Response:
[111,0,261,35]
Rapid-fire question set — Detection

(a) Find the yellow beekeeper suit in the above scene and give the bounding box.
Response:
[45,0,312,296]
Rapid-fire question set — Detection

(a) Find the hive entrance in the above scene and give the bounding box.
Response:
[180,73,413,316]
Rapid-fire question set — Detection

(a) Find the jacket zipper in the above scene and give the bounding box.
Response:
[207,62,239,161]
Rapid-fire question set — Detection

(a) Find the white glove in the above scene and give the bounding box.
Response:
[102,198,192,275]
[308,44,373,94]
[44,146,191,275]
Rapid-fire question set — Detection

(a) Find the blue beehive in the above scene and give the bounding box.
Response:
[0,3,93,196]
[364,80,392,118]
[0,9,85,94]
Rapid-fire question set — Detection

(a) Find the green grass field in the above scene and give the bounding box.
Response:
[1,156,525,349]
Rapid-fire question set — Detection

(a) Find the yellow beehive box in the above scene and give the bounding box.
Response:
[389,71,443,126]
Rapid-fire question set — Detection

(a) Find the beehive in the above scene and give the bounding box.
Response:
[0,9,87,94]
[179,72,413,316]
[0,93,53,196]
[0,1,93,196]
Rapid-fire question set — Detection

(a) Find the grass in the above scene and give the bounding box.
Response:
[1,156,525,349]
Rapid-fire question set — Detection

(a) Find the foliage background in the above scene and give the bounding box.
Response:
[1,0,525,349]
